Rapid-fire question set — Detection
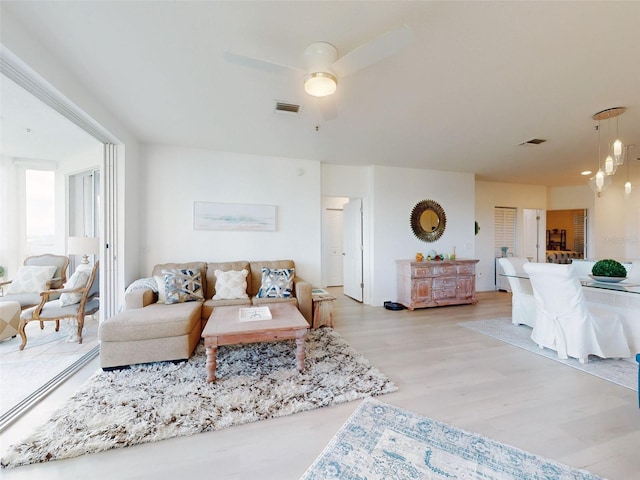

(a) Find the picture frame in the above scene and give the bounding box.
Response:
[194,202,276,231]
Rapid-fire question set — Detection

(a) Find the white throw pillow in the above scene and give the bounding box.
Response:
[212,269,249,300]
[154,275,167,304]
[59,269,91,306]
[6,265,57,294]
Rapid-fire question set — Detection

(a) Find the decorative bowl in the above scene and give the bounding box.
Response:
[589,275,626,283]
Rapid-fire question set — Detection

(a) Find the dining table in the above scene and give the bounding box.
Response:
[501,272,640,355]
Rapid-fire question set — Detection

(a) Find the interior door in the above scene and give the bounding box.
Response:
[523,209,545,262]
[325,208,344,286]
[343,198,363,302]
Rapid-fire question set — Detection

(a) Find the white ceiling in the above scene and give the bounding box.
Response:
[2,1,639,186]
[0,74,102,161]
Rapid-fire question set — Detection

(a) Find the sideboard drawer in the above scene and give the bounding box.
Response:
[433,265,457,276]
[412,266,434,277]
[433,277,457,289]
[457,264,476,274]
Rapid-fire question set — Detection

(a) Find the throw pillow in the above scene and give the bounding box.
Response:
[154,275,167,304]
[59,269,90,306]
[5,265,57,294]
[257,267,295,298]
[163,268,204,304]
[212,269,249,300]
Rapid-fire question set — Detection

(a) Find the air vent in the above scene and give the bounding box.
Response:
[518,138,547,146]
[274,101,302,116]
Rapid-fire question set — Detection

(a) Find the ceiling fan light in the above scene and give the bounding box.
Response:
[304,72,337,97]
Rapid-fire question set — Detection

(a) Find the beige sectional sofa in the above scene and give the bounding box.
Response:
[99,259,312,369]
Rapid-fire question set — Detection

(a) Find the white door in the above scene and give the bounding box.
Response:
[343,198,363,302]
[325,209,344,286]
[523,209,545,262]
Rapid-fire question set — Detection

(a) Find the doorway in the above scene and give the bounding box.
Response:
[546,209,587,257]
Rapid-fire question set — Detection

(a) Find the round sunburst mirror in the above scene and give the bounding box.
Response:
[410,199,446,242]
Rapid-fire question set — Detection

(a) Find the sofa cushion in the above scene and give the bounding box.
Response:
[6,265,57,294]
[99,302,202,342]
[152,262,207,298]
[163,268,204,304]
[249,260,295,297]
[206,261,250,300]
[257,267,295,298]
[212,269,249,300]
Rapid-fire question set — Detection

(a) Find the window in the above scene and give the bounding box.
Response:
[25,169,56,246]
[494,207,516,257]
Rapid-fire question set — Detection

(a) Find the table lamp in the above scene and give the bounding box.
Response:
[67,236,100,264]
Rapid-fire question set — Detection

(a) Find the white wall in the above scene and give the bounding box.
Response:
[475,181,547,291]
[140,144,322,286]
[371,166,476,305]
[323,164,476,306]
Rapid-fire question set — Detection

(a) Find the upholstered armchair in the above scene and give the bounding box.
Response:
[0,254,70,310]
[523,262,630,364]
[18,261,99,350]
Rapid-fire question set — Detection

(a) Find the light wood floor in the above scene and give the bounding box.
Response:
[1,290,639,479]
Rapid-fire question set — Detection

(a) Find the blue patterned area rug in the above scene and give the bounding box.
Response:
[301,398,603,480]
[459,318,637,391]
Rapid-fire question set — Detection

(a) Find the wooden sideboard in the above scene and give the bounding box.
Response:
[396,259,479,310]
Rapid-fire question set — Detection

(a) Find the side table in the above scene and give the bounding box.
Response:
[312,289,336,329]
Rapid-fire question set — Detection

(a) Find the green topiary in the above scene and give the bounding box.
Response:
[591,259,627,277]
[0,266,4,278]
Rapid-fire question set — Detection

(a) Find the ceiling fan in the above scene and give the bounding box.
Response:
[224,25,412,119]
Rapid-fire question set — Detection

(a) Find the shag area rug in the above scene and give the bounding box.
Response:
[1,328,397,468]
[460,317,637,391]
[301,397,603,480]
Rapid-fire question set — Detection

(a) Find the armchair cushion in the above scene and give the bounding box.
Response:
[59,269,90,306]
[257,267,295,298]
[5,265,57,294]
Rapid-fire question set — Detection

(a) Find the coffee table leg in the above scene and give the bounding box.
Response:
[295,329,307,372]
[205,341,217,382]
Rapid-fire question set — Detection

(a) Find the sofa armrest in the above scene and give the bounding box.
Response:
[124,289,156,310]
[294,277,312,325]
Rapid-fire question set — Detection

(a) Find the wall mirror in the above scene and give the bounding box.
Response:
[410,199,446,242]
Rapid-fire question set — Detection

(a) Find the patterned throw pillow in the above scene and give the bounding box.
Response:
[257,267,295,298]
[212,269,249,300]
[163,268,204,304]
[6,265,57,294]
[59,269,91,306]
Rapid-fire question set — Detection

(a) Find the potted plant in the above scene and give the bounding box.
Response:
[591,259,627,282]
[0,265,4,279]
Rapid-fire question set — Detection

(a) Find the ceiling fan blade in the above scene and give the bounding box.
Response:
[331,25,412,78]
[223,51,303,75]
[318,96,338,122]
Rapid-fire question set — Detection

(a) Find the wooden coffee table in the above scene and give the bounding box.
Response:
[202,302,309,382]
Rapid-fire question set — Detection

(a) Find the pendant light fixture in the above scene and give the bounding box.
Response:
[588,119,611,195]
[624,145,635,199]
[589,107,626,194]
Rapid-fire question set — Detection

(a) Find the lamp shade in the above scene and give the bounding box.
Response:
[67,236,99,256]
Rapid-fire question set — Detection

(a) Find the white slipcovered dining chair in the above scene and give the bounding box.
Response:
[523,262,630,364]
[498,257,536,328]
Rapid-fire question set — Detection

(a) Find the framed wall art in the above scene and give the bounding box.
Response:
[194,202,277,231]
